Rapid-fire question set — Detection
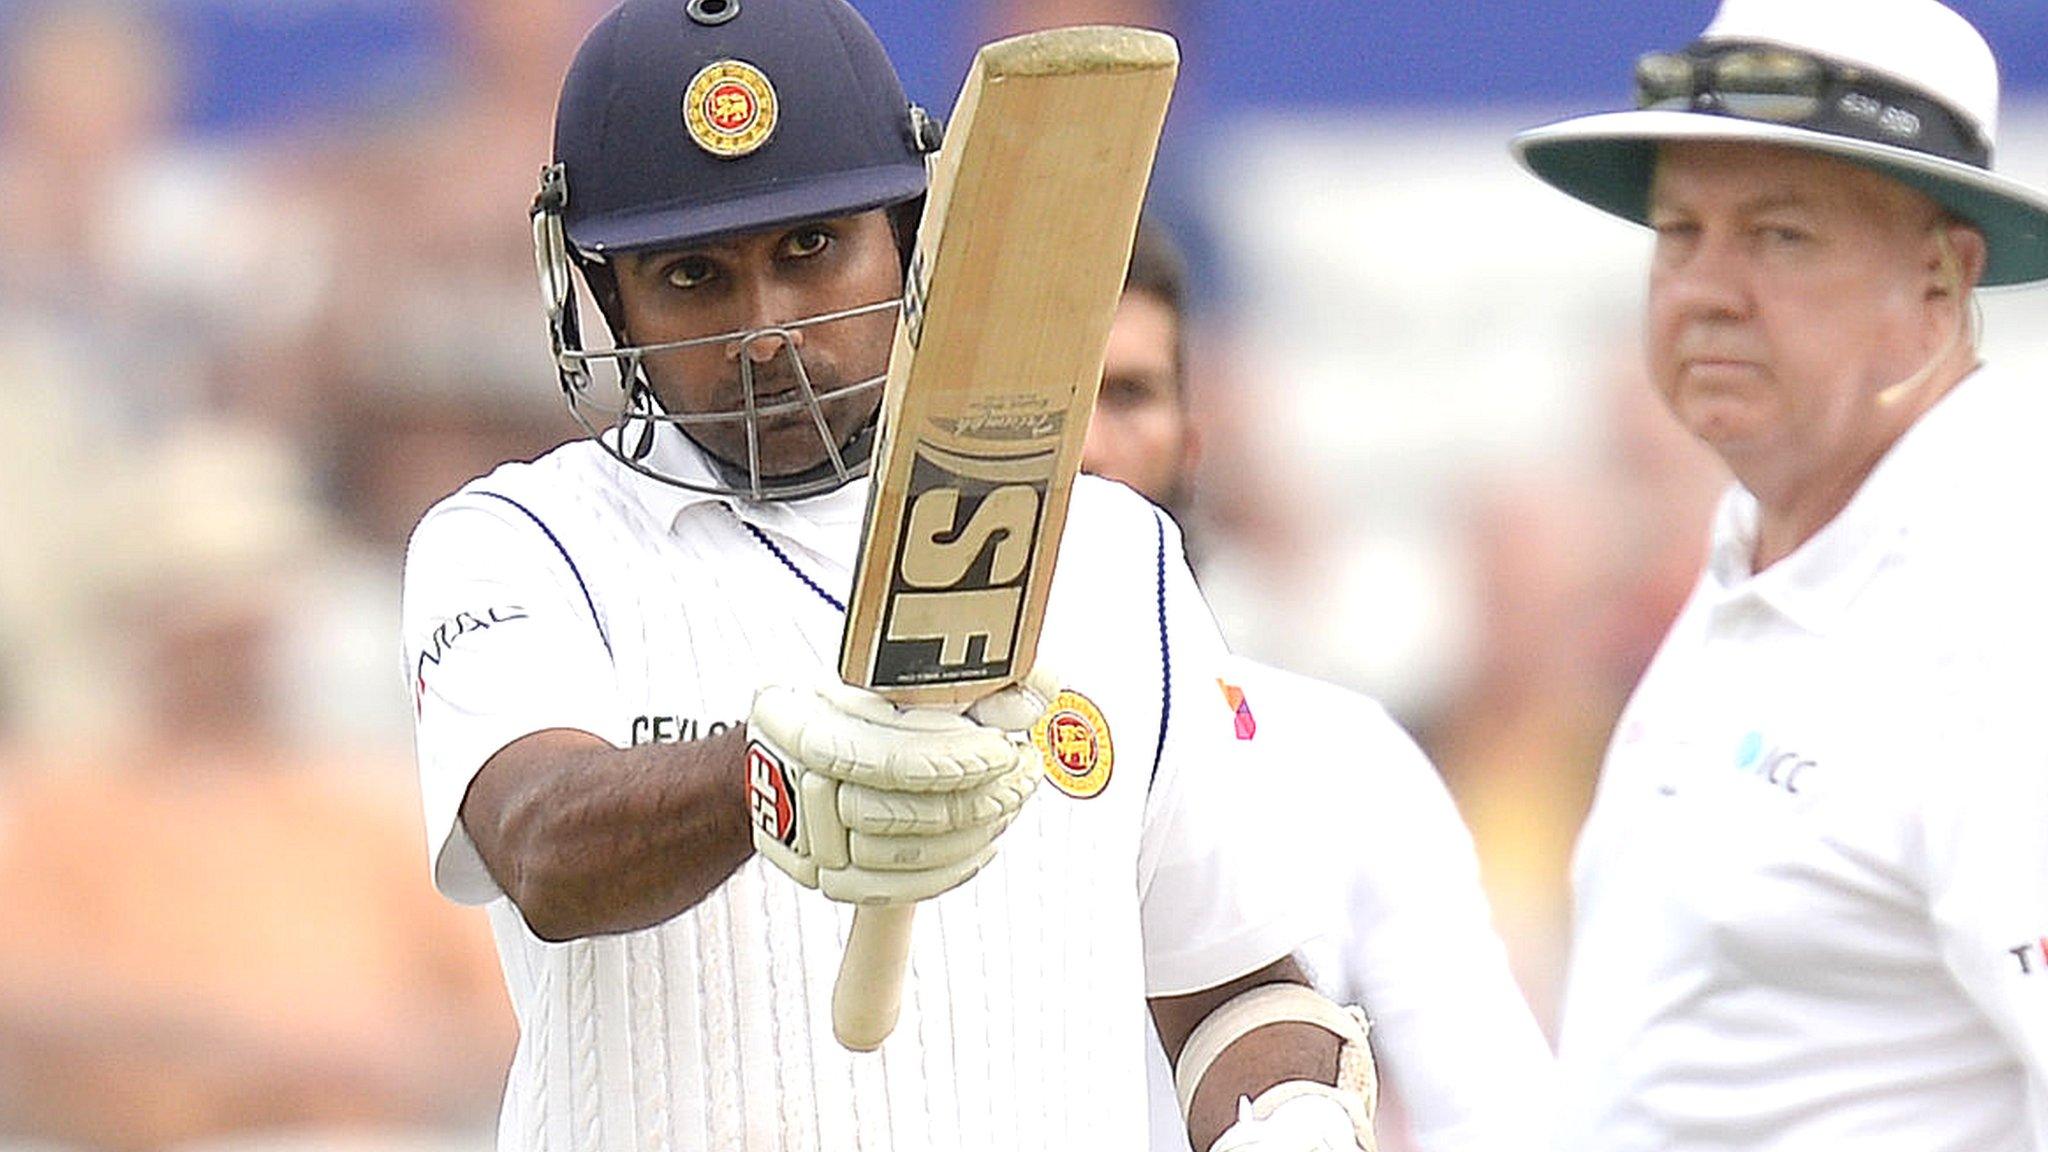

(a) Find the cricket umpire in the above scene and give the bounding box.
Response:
[1513,0,2048,1147]
[403,1,1379,1149]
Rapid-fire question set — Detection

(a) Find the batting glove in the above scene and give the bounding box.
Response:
[745,672,1054,905]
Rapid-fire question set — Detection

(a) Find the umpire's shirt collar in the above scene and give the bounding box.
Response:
[1702,364,1992,637]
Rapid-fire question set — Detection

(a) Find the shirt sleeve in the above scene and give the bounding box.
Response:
[1919,690,2048,1143]
[1135,510,1314,996]
[1276,673,1556,1152]
[402,497,623,905]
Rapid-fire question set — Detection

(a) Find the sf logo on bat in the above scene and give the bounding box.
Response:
[871,451,1048,689]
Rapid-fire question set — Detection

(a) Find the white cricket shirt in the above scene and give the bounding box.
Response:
[403,427,1310,1152]
[1144,659,1555,1152]
[1557,364,2048,1151]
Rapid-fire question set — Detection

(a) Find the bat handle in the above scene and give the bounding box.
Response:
[833,904,916,1051]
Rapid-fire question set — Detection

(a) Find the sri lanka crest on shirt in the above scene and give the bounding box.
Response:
[1033,689,1113,799]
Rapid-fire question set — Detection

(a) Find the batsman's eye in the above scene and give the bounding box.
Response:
[783,227,833,260]
[665,256,717,290]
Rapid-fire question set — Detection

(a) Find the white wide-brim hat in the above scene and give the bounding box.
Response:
[1512,0,2048,287]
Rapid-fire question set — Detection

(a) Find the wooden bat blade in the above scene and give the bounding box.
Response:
[838,25,1180,709]
[831,26,1178,1053]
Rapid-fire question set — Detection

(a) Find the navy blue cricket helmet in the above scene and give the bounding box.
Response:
[531,0,942,499]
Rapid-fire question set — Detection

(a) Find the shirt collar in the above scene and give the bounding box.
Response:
[626,421,735,528]
[1703,363,1998,635]
[622,422,869,562]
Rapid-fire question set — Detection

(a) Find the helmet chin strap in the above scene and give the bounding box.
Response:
[1877,229,1982,409]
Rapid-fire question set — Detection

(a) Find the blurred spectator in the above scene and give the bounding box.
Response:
[0,422,513,1150]
[0,1,332,746]
[0,735,513,1151]
[0,9,518,1148]
[0,0,331,422]
[269,0,607,750]
[1420,462,1620,1029]
[1419,353,1725,1029]
[308,0,601,432]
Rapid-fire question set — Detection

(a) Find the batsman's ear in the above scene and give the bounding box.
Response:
[582,258,627,339]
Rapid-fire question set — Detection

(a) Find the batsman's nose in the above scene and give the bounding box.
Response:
[728,325,806,363]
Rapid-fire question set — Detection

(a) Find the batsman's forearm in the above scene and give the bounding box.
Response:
[463,726,755,941]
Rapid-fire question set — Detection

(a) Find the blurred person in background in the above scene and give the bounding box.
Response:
[1422,356,1725,1029]
[0,0,178,306]
[0,0,331,429]
[1093,223,1556,1152]
[1419,464,1624,1029]
[1515,0,2048,1146]
[312,0,605,429]
[0,431,513,1151]
[0,0,331,746]
[275,0,610,751]
[0,4,518,1148]
[0,0,220,741]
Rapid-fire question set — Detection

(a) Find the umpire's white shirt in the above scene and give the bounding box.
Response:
[1143,660,1556,1152]
[403,429,1310,1152]
[1557,363,2048,1151]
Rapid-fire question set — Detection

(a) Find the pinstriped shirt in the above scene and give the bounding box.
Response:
[403,430,1309,1152]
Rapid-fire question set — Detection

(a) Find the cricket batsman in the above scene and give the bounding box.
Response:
[403,1,1379,1148]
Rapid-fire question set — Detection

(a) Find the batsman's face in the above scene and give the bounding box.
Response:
[612,210,901,477]
[1644,142,1955,500]
[1082,290,1196,508]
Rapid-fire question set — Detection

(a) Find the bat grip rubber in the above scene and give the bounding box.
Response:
[833,904,916,1051]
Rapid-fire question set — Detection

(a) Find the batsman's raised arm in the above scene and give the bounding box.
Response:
[455,730,756,941]
[406,499,1045,941]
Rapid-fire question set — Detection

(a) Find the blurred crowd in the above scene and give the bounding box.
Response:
[0,0,1938,1148]
[0,1,586,1147]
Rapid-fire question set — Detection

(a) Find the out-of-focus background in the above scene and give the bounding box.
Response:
[0,0,2041,1148]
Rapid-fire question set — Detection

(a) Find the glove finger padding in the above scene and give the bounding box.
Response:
[851,812,1025,871]
[837,760,1037,835]
[747,680,1042,907]
[753,682,1023,792]
[964,666,1062,732]
[818,844,998,905]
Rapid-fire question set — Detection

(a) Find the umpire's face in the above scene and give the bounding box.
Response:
[610,209,902,477]
[1643,141,1984,506]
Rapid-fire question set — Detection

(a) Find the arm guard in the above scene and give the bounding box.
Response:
[1174,982,1378,1152]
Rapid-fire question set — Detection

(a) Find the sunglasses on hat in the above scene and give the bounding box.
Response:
[1633,41,1989,168]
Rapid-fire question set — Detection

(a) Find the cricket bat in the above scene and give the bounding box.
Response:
[830,25,1179,1051]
